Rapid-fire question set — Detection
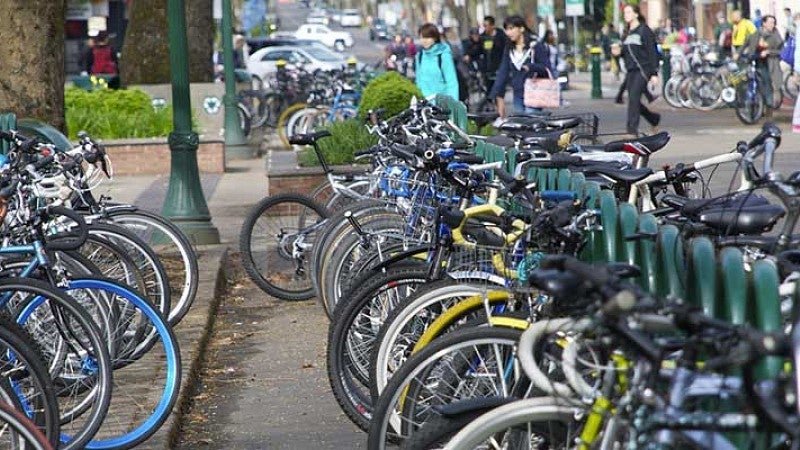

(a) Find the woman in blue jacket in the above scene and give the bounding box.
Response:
[488,15,552,117]
[415,23,460,101]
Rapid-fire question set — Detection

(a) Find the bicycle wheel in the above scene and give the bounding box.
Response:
[237,89,269,129]
[0,314,59,449]
[0,399,55,450]
[262,92,285,128]
[240,193,330,300]
[1,278,113,450]
[735,80,765,125]
[677,76,694,108]
[688,73,724,111]
[236,103,252,139]
[367,326,525,449]
[664,75,685,108]
[103,209,199,326]
[59,277,180,450]
[784,71,799,102]
[277,102,309,149]
[439,396,583,450]
[326,267,429,432]
[370,283,513,400]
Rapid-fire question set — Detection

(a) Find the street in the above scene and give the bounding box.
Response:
[173,2,800,449]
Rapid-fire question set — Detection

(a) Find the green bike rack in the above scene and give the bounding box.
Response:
[617,202,638,266]
[505,147,518,174]
[569,172,585,194]
[751,260,783,380]
[719,247,747,325]
[687,238,718,315]
[579,181,602,262]
[547,169,558,192]
[598,190,618,262]
[0,113,17,155]
[655,225,685,299]
[557,168,571,191]
[434,94,468,131]
[536,168,549,191]
[636,214,659,293]
[17,119,72,152]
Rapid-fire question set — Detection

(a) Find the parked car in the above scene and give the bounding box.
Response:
[329,9,343,24]
[306,10,329,25]
[369,18,389,41]
[294,24,354,52]
[340,9,362,27]
[247,46,360,81]
[245,37,329,56]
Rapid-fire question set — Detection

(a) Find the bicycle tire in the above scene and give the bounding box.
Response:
[277,102,309,149]
[0,399,55,450]
[735,81,764,125]
[240,193,330,300]
[441,396,582,450]
[783,71,799,102]
[2,278,113,450]
[327,267,429,432]
[103,209,199,326]
[370,284,513,400]
[367,326,525,449]
[237,103,252,139]
[664,75,685,108]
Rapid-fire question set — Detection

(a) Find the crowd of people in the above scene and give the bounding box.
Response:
[383,15,561,123]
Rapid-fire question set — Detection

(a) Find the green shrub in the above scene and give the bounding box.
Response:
[297,118,378,167]
[64,87,177,140]
[358,72,422,119]
[467,120,496,137]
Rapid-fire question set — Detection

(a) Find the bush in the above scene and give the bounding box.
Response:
[64,87,176,140]
[297,118,378,167]
[358,72,423,119]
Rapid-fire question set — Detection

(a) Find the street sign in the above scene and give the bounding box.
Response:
[537,0,554,17]
[566,0,585,17]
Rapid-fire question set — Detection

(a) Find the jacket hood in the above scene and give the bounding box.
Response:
[422,42,452,56]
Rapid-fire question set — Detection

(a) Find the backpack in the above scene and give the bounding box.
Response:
[417,48,469,102]
[781,34,795,67]
[91,46,117,75]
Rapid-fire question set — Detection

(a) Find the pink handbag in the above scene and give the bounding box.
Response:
[524,69,561,108]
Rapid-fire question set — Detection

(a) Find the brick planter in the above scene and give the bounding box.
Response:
[267,165,369,197]
[103,138,225,175]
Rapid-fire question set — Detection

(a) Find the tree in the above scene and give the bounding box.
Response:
[121,0,170,84]
[0,1,66,130]
[186,0,214,82]
[121,0,214,84]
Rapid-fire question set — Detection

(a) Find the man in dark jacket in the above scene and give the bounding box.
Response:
[481,16,507,87]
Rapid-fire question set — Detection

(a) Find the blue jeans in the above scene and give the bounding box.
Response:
[513,96,542,114]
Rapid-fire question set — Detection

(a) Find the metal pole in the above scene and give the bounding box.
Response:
[613,0,619,33]
[573,15,579,74]
[222,0,252,159]
[163,0,221,244]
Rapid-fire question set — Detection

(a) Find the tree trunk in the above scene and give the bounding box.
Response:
[186,0,214,82]
[0,1,66,130]
[120,0,170,84]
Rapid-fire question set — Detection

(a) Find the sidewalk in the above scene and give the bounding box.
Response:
[90,157,268,449]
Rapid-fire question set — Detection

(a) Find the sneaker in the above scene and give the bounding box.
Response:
[614,98,624,105]
[492,117,505,128]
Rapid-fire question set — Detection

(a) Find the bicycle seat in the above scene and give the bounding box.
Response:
[578,166,653,183]
[699,204,785,234]
[662,193,770,216]
[603,132,671,155]
[288,130,332,146]
[542,116,582,129]
[520,129,569,153]
[468,112,500,129]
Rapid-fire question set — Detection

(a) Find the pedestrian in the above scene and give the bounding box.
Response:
[613,4,660,136]
[784,8,795,41]
[714,11,733,59]
[487,15,551,118]
[414,23,460,101]
[732,9,757,60]
[792,13,800,133]
[85,30,118,75]
[754,8,763,29]
[543,30,558,75]
[481,16,507,89]
[404,35,417,59]
[462,27,484,67]
[756,15,784,115]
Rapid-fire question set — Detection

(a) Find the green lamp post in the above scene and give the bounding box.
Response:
[221,0,253,159]
[162,0,220,244]
[590,47,603,99]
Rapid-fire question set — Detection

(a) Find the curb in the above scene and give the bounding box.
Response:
[158,246,231,449]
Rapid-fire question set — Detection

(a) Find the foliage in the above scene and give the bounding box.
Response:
[64,87,176,140]
[297,118,377,167]
[466,120,496,136]
[358,72,423,119]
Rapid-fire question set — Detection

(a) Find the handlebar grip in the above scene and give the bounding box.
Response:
[763,137,777,176]
[354,146,377,157]
[43,206,90,252]
[454,153,484,165]
[748,122,781,149]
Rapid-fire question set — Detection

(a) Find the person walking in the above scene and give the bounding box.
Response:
[487,15,551,118]
[714,11,733,58]
[414,23,460,101]
[784,8,795,40]
[481,16,507,89]
[732,9,757,60]
[85,30,118,75]
[613,4,660,136]
[756,15,784,116]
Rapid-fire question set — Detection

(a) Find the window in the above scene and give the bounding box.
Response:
[261,50,294,62]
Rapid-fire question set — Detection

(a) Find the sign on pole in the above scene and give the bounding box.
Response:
[566,0,585,17]
[537,0,554,17]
